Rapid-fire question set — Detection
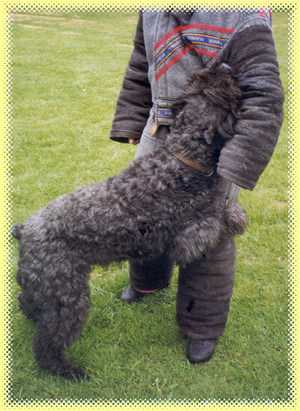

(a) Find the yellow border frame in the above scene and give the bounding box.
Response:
[0,0,297,409]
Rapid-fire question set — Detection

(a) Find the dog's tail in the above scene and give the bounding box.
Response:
[11,224,24,240]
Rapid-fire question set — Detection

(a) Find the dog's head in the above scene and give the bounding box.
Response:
[186,63,241,111]
[172,63,241,145]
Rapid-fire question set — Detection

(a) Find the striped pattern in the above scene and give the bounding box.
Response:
[154,23,235,80]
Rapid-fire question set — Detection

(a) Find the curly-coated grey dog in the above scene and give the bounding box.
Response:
[13,63,246,380]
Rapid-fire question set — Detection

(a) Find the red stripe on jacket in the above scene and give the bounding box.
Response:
[155,45,218,80]
[154,23,235,51]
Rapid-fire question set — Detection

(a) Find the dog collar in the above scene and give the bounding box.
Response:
[172,152,215,176]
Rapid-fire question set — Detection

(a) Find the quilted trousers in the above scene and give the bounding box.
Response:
[130,122,237,339]
[129,236,235,339]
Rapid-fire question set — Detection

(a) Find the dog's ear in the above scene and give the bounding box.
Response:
[186,69,210,94]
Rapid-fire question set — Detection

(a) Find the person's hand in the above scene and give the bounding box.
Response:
[129,138,139,145]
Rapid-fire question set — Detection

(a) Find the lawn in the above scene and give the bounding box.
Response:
[10,11,289,403]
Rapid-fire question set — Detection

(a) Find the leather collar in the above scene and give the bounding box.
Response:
[172,152,215,176]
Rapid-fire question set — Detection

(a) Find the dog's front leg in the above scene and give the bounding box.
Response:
[173,218,223,266]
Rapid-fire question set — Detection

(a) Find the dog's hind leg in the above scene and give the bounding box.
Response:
[18,291,41,322]
[28,243,91,380]
[173,218,223,266]
[33,287,90,380]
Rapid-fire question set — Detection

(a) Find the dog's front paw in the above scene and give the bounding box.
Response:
[173,236,206,266]
[225,203,247,236]
[174,220,222,265]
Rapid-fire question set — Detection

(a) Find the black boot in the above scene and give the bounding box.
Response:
[120,286,149,303]
[186,338,217,363]
[122,254,174,303]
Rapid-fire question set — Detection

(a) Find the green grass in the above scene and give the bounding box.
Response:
[10,12,289,402]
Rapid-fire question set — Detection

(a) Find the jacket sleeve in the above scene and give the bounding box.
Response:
[217,20,284,190]
[110,13,152,143]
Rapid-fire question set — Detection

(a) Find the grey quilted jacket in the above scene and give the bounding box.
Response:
[110,10,284,190]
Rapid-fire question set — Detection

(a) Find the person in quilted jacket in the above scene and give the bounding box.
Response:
[109,10,284,363]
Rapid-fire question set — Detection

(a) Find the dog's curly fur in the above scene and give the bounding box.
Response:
[13,63,246,380]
